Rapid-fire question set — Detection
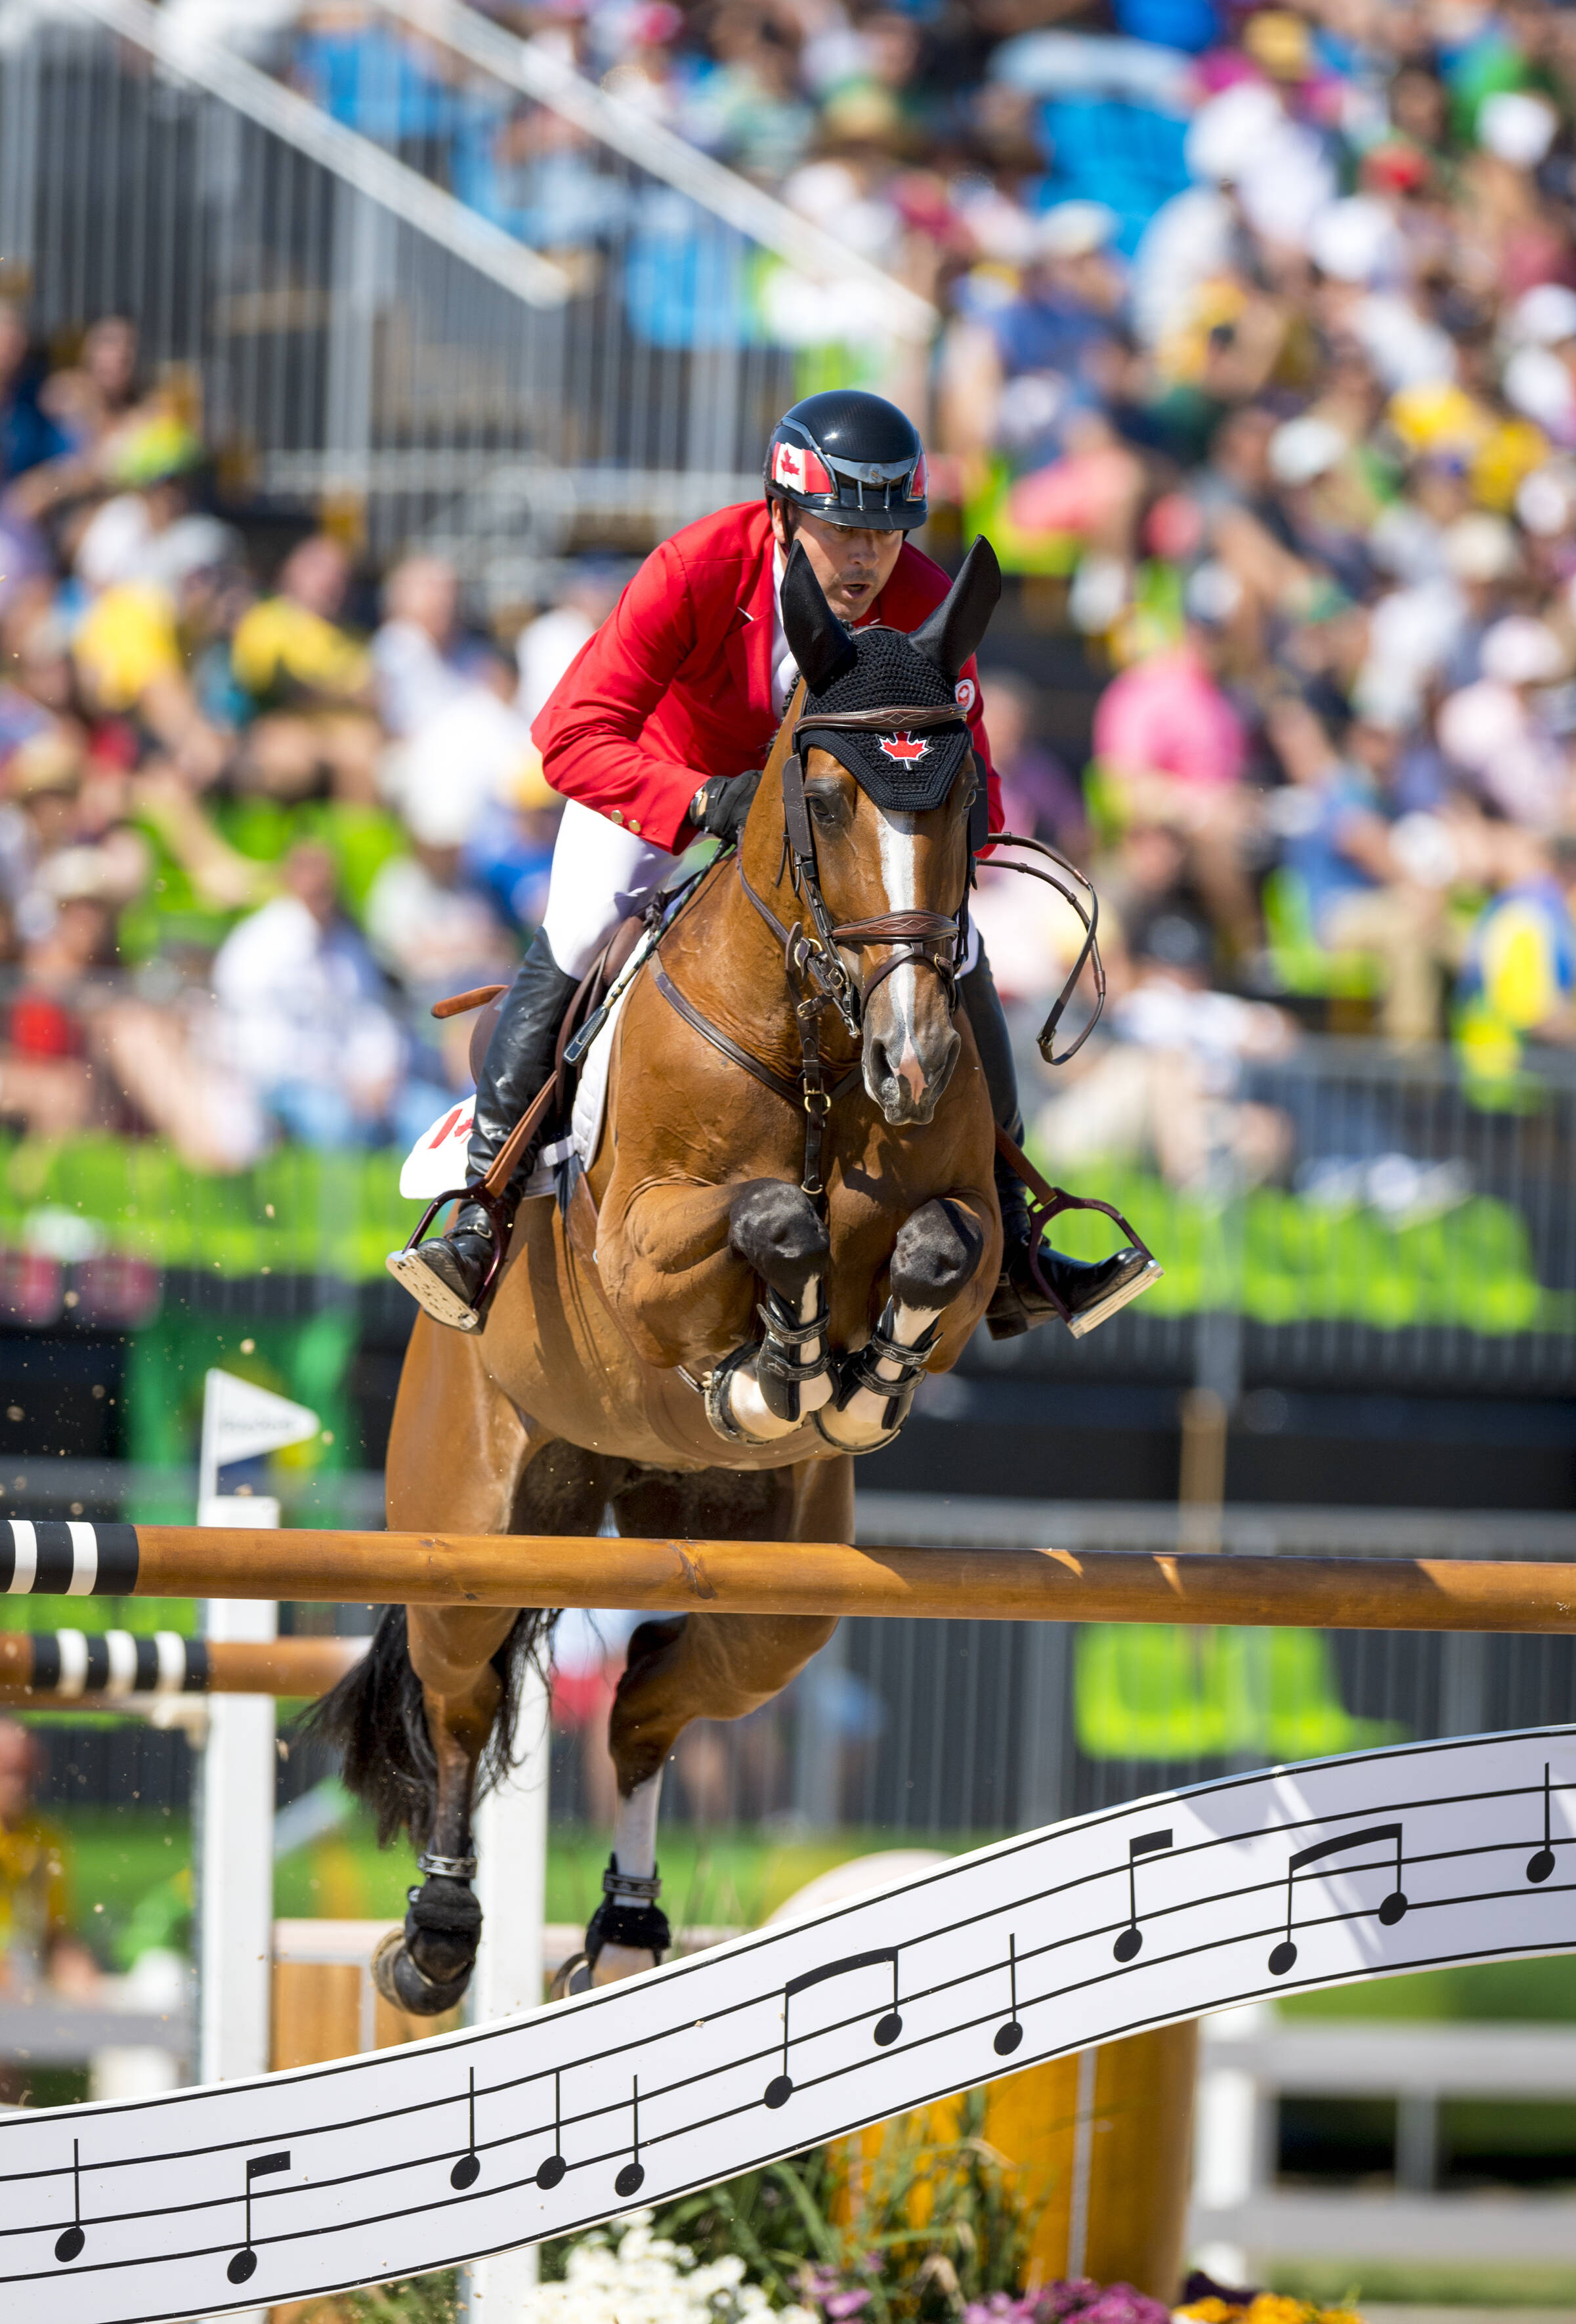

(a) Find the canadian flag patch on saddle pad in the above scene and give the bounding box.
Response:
[398,979,631,1204]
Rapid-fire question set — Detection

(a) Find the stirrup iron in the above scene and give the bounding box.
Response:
[387,1184,512,1332]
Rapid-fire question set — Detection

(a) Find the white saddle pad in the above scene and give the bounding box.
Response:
[398,979,630,1203]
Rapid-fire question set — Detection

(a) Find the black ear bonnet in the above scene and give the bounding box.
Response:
[798,627,973,810]
[779,536,1002,813]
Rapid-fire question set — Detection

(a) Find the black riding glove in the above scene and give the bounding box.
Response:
[689,769,761,843]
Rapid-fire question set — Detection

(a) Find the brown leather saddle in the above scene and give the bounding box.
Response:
[400,917,647,1306]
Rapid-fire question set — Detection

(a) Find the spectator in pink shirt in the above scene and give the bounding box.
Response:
[1092,585,1258,956]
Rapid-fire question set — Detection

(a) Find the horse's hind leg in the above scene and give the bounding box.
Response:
[374,1603,515,2013]
[322,1315,538,2015]
[582,1453,850,1987]
[383,1432,617,2012]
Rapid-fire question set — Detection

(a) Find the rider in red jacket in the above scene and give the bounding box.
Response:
[395,391,1153,1342]
[531,496,1000,856]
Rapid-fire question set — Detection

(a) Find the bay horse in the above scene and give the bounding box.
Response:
[316,539,1013,2010]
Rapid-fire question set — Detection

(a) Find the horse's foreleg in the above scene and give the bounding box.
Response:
[817,1193,989,1452]
[708,1181,834,1444]
[601,1172,834,1447]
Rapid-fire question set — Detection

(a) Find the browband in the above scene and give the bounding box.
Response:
[796,702,968,736]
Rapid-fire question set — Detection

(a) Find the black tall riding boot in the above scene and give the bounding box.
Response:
[389,932,580,1332]
[961,947,1156,1340]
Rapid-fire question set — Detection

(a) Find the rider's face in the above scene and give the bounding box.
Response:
[770,503,905,624]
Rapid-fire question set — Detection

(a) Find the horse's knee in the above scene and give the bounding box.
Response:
[890,1196,985,1311]
[423,1678,500,1764]
[608,1611,838,1790]
[728,1179,829,1299]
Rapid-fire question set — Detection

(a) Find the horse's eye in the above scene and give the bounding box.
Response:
[806,787,848,828]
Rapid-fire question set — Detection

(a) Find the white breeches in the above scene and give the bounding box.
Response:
[540,800,683,979]
[539,795,981,980]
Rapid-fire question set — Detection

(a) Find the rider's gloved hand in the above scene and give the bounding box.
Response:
[688,770,761,843]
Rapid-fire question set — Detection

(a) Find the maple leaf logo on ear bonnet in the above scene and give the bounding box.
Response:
[879,732,931,763]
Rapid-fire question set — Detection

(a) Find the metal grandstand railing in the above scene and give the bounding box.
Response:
[6,0,927,594]
[979,1030,1576,1399]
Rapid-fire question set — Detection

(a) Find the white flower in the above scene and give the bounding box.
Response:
[518,2212,817,2321]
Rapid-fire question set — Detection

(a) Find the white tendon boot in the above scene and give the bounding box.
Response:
[551,1773,670,1997]
[706,1279,834,1445]
[813,1297,941,1453]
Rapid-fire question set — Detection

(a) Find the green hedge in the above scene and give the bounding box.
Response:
[0,1134,1560,1335]
[1042,1162,1560,1334]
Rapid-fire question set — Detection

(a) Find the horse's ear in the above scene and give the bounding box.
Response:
[908,536,1002,678]
[781,539,856,694]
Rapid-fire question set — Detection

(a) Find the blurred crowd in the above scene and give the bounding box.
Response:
[11,0,1576,1194]
[0,303,627,1171]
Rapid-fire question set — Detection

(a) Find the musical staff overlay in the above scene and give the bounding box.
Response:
[6,1725,1576,2324]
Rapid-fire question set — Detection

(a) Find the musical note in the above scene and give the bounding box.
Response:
[450,2069,480,2190]
[1268,1825,1407,1977]
[614,2077,645,2198]
[764,1947,903,2109]
[1528,1763,1559,1884]
[993,1934,1023,2056]
[1113,1829,1173,1962]
[226,2150,290,2284]
[536,2069,567,2191]
[54,2139,84,2263]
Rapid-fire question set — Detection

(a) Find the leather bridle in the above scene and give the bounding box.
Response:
[746,702,975,1033]
[650,689,1108,1203]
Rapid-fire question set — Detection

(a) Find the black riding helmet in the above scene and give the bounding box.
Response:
[764,389,927,533]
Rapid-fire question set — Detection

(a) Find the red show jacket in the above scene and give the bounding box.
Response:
[532,499,1000,855]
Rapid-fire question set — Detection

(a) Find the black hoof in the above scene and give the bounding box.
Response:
[585,1858,671,1970]
[371,1927,474,2016]
[372,1874,482,2014]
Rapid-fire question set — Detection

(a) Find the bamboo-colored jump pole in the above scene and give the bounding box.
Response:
[11,1519,1576,1631]
[0,1628,365,1699]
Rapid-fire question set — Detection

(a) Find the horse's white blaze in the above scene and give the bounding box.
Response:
[874,809,926,1100]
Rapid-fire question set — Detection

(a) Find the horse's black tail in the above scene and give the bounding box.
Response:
[304,1606,558,1851]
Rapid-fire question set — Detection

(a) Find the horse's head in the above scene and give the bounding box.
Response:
[776,535,1001,1126]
